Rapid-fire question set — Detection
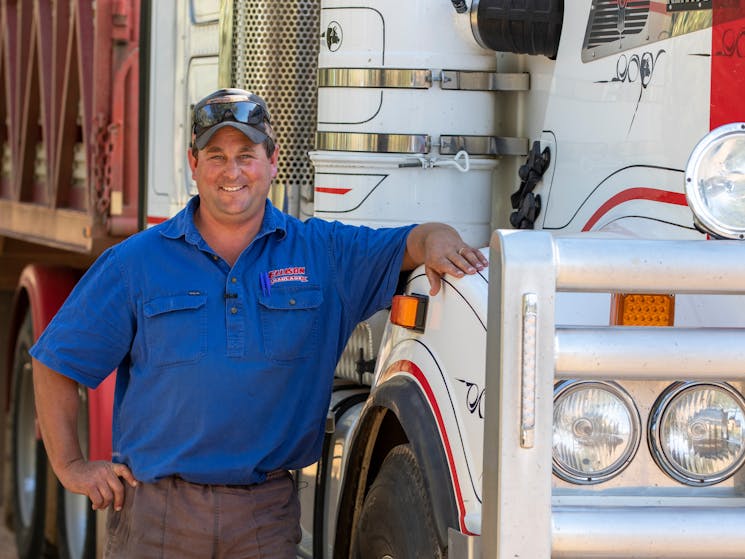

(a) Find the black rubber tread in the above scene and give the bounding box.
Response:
[354,444,443,559]
[55,481,96,559]
[10,312,49,559]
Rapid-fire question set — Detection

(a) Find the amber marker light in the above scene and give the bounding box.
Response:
[390,294,429,332]
[611,294,675,326]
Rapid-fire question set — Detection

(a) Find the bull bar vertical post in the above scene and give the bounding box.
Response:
[481,229,556,558]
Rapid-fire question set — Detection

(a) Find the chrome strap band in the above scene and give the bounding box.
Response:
[316,132,528,156]
[318,68,530,92]
[315,132,430,154]
[318,68,432,89]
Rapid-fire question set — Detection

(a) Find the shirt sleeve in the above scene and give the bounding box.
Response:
[29,247,135,388]
[327,221,416,323]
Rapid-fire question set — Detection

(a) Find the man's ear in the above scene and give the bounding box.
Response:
[270,144,279,178]
[188,147,198,178]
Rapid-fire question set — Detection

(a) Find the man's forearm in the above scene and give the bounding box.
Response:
[33,359,137,510]
[32,359,85,476]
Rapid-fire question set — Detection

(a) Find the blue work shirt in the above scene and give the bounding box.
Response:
[31,196,414,484]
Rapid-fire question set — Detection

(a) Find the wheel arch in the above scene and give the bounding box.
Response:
[6,265,81,412]
[6,264,113,461]
[333,366,460,557]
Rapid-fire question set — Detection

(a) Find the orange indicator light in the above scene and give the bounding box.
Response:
[390,294,428,332]
[611,294,675,326]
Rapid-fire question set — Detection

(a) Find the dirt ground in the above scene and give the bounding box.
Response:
[0,507,17,559]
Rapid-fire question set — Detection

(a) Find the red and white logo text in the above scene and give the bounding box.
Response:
[268,266,308,284]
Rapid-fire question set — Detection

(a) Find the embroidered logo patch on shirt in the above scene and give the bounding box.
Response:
[268,266,308,284]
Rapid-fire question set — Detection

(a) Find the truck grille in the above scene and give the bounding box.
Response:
[230,0,320,214]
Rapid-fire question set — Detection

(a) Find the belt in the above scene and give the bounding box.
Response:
[172,469,288,490]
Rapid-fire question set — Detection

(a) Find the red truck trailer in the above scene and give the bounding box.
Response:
[1,2,139,557]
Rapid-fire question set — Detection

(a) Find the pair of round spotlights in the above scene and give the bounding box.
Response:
[553,381,745,486]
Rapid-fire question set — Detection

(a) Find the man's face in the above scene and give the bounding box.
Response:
[188,126,278,226]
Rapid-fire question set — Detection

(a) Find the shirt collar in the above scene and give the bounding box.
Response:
[159,196,287,245]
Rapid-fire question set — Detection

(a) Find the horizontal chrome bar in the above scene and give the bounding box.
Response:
[315,132,430,154]
[555,327,745,380]
[440,135,528,156]
[440,70,530,91]
[555,237,745,293]
[553,506,745,558]
[318,68,432,89]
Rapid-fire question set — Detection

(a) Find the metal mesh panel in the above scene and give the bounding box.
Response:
[231,0,320,217]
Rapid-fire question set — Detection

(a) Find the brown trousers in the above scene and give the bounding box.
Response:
[104,471,300,559]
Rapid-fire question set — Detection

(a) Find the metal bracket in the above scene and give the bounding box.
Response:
[440,136,528,156]
[440,70,530,91]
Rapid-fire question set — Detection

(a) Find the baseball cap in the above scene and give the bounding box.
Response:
[192,88,272,150]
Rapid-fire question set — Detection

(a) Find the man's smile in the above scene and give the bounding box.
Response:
[219,185,246,192]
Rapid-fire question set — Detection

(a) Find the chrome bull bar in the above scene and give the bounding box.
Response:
[466,231,745,559]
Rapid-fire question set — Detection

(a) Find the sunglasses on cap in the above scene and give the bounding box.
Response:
[192,98,270,137]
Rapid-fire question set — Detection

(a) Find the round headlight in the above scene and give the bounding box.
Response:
[685,122,745,239]
[650,382,745,486]
[553,381,641,484]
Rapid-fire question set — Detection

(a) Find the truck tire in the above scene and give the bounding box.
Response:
[56,483,95,559]
[354,444,443,559]
[56,386,95,559]
[10,312,49,559]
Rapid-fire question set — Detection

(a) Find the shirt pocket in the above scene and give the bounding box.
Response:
[143,293,207,368]
[258,284,323,362]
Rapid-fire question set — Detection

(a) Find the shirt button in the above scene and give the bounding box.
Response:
[231,277,237,283]
[289,298,296,306]
[230,307,238,314]
[212,255,219,261]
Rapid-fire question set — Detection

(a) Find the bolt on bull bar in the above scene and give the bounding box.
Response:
[451,230,745,559]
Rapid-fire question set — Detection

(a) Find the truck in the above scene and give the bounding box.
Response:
[3,0,745,558]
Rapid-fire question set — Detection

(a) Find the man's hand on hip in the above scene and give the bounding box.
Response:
[58,458,138,511]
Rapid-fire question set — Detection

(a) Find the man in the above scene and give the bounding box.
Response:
[31,88,487,558]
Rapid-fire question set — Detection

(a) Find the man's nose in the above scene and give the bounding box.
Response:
[222,157,241,177]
